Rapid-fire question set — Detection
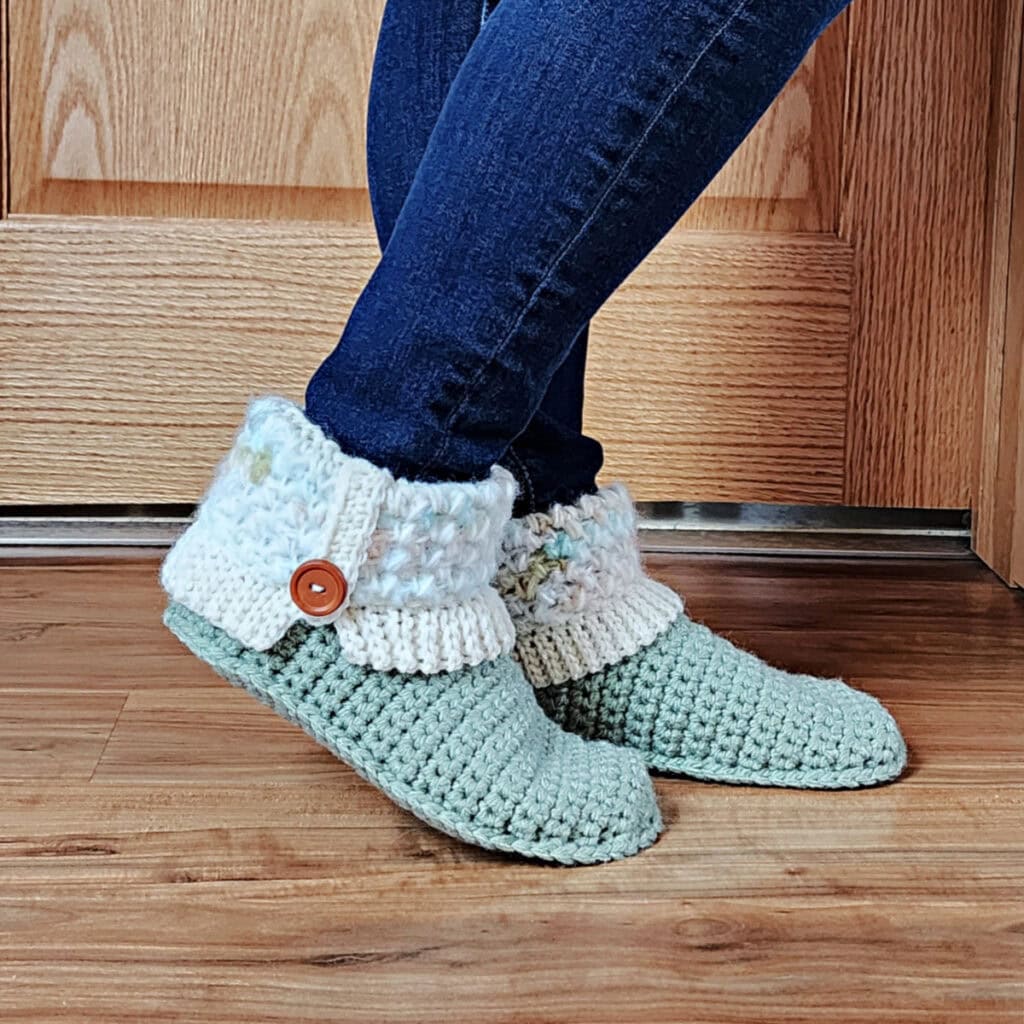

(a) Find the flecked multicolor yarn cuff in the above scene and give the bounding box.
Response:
[496,483,683,687]
[161,396,517,674]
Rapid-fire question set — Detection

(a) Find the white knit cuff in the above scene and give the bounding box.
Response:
[513,577,682,687]
[161,396,516,674]
[335,589,514,675]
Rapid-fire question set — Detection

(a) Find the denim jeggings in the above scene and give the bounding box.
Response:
[306,0,851,512]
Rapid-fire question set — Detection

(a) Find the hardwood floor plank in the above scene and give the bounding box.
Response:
[2,782,1020,898]
[0,896,1019,1023]
[0,690,126,780]
[76,683,1022,787]
[89,688,344,784]
[5,555,1023,689]
[0,560,188,690]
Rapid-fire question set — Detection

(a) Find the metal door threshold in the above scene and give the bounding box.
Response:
[0,503,972,560]
[636,503,971,559]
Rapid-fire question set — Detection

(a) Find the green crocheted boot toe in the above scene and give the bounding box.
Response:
[160,398,661,863]
[533,615,906,789]
[166,603,661,863]
[498,485,907,790]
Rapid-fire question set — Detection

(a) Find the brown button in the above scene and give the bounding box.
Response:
[289,559,348,617]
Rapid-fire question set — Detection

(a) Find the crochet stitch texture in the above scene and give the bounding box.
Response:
[162,396,517,674]
[165,603,662,863]
[500,485,907,789]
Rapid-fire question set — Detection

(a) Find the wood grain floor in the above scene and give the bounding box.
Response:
[1,553,1022,1023]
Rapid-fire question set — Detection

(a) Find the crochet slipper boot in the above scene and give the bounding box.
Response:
[161,398,661,864]
[496,485,907,790]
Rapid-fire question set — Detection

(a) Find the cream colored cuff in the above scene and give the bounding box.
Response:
[513,576,683,687]
[161,396,516,675]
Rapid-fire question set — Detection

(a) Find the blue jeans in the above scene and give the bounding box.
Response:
[306,0,850,512]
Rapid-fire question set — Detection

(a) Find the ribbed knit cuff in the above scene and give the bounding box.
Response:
[162,396,516,674]
[514,576,682,687]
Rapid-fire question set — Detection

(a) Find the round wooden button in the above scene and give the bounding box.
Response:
[289,560,348,617]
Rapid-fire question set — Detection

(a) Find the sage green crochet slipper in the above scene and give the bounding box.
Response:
[499,483,907,791]
[166,603,662,864]
[533,614,907,790]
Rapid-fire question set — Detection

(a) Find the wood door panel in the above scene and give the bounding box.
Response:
[682,19,847,234]
[11,0,843,234]
[590,232,851,502]
[1,0,8,217]
[0,216,370,503]
[0,217,848,503]
[8,178,377,221]
[11,0,386,199]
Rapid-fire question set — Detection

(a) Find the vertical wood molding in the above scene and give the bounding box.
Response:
[975,0,1024,586]
[1,0,8,217]
[840,0,996,508]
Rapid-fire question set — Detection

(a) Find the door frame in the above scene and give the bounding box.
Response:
[976,0,1024,587]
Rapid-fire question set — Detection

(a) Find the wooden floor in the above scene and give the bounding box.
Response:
[1,552,1022,1023]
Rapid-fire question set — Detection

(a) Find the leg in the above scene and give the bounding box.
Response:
[307,0,854,488]
[366,0,600,513]
[365,0,481,252]
[475,0,905,788]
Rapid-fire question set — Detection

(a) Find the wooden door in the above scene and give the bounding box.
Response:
[0,0,999,510]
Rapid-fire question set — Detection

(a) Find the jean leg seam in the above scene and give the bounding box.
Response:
[505,444,536,513]
[423,0,753,477]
